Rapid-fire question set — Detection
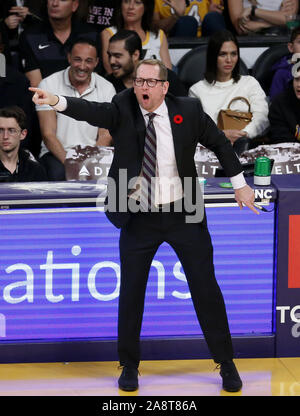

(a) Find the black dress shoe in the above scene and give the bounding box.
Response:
[118,366,139,391]
[219,360,242,392]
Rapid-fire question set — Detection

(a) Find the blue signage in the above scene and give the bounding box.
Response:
[0,205,275,341]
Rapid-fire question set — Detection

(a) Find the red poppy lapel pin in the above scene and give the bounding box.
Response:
[173,114,183,124]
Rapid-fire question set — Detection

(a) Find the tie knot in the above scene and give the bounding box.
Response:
[147,112,156,122]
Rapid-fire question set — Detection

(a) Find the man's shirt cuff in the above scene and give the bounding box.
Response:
[230,172,247,189]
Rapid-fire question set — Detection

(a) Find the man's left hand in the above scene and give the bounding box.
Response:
[235,184,259,214]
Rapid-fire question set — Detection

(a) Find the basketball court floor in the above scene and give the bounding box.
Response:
[0,357,299,396]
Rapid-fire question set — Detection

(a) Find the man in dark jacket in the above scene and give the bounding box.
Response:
[0,106,47,182]
[0,0,43,57]
[269,73,300,143]
[19,0,103,87]
[0,29,40,156]
[31,58,258,393]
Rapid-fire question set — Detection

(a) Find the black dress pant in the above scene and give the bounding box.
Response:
[118,210,234,368]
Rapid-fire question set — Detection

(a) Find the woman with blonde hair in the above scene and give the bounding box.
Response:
[101,0,172,74]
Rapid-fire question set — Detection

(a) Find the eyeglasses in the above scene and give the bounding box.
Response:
[133,78,166,88]
[0,128,21,137]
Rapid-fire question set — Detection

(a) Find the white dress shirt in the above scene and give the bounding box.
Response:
[139,101,183,205]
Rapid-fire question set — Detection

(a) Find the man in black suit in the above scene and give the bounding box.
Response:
[31,58,257,393]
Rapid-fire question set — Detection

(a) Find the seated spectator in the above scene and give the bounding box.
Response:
[269,68,300,143]
[153,0,226,38]
[228,0,299,35]
[0,29,40,157]
[85,0,117,32]
[101,0,172,74]
[35,38,116,181]
[0,106,47,182]
[19,0,103,87]
[0,0,43,68]
[188,30,269,155]
[270,26,300,100]
[106,29,187,95]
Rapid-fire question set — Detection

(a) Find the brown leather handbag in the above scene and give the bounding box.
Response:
[217,96,253,130]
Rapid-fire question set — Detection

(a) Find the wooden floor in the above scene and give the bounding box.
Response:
[0,357,299,396]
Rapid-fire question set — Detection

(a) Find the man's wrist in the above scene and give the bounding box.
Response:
[50,95,60,106]
[51,95,67,112]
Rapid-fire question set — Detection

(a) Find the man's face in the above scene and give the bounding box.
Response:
[134,63,169,112]
[68,43,99,85]
[0,117,26,154]
[293,76,300,99]
[47,0,79,20]
[108,40,137,79]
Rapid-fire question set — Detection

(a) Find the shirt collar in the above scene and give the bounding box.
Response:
[139,100,168,119]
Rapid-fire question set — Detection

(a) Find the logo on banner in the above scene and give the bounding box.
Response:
[288,215,300,288]
[276,215,300,339]
[65,145,113,181]
[276,306,300,338]
[1,245,191,306]
[79,165,90,176]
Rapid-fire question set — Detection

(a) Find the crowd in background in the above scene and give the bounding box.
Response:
[0,0,300,182]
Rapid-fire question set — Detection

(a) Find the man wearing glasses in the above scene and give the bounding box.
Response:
[0,106,47,182]
[31,58,257,393]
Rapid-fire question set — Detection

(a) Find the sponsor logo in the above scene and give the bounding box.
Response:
[276,306,300,338]
[38,44,50,50]
[78,164,110,177]
[254,189,273,200]
[79,166,90,176]
[276,306,300,323]
[1,245,192,305]
[288,215,300,288]
[276,216,300,341]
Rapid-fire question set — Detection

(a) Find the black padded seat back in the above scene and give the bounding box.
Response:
[251,44,290,95]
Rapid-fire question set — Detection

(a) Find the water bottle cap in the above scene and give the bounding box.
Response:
[254,157,271,177]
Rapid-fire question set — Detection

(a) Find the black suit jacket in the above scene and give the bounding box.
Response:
[62,89,243,228]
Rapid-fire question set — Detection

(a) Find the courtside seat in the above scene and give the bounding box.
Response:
[251,44,289,95]
[177,45,249,90]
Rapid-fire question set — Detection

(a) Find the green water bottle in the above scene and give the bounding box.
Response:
[254,157,271,186]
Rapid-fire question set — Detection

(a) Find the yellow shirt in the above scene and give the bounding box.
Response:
[154,0,221,37]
